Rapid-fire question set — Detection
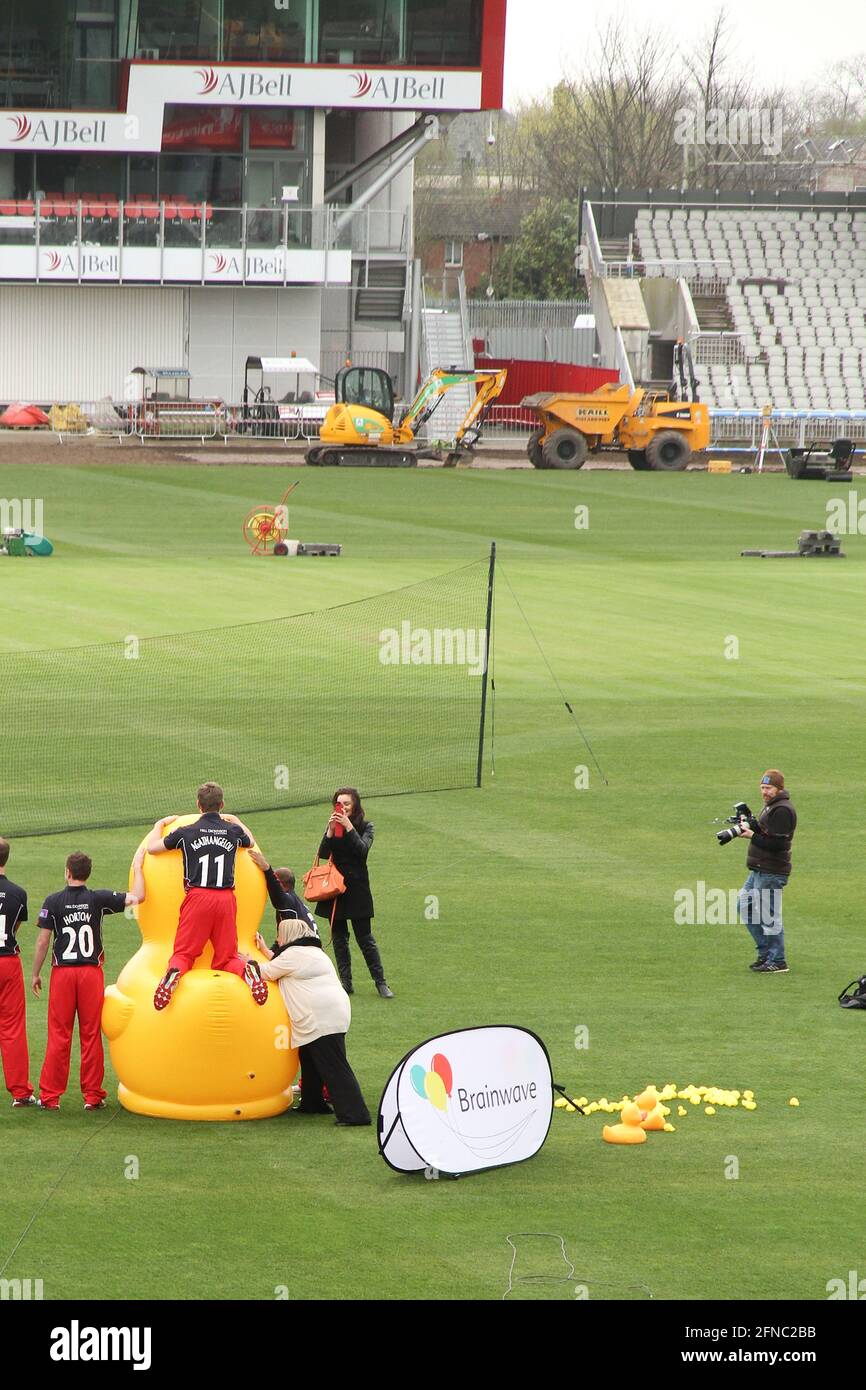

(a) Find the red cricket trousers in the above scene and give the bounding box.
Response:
[39,965,106,1107]
[0,955,33,1100]
[168,887,246,977]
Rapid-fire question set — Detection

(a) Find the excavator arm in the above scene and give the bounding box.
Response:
[398,368,508,448]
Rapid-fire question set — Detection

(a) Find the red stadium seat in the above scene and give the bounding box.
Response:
[17,201,34,215]
[0,200,17,215]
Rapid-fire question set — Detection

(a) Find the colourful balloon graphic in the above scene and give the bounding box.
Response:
[424,1069,448,1112]
[432,1053,452,1097]
[410,1065,427,1099]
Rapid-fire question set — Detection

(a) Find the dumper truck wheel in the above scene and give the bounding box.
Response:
[628,450,650,471]
[527,430,544,468]
[541,428,588,470]
[646,431,691,471]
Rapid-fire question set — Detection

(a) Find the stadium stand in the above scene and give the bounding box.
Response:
[633,207,866,411]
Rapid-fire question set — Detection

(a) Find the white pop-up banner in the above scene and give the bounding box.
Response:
[378,1026,553,1178]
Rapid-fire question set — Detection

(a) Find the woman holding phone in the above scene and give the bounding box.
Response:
[318,787,393,998]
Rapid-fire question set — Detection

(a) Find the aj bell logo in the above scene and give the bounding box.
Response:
[195,66,292,100]
[42,249,118,275]
[8,114,107,146]
[351,72,446,104]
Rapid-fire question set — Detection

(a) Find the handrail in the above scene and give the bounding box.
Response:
[582,200,604,279]
[457,269,475,369]
[614,326,635,392]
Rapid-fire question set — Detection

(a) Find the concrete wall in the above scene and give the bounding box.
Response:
[0,285,186,400]
[186,287,322,400]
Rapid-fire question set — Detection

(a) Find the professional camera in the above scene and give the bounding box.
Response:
[716,802,755,846]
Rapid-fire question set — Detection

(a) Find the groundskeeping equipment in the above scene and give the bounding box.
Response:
[524,341,709,471]
[1,529,53,556]
[741,529,844,559]
[378,1025,553,1178]
[306,364,507,467]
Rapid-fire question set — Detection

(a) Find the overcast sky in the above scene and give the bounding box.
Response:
[503,0,857,107]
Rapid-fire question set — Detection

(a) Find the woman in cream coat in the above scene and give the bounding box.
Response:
[254,916,370,1126]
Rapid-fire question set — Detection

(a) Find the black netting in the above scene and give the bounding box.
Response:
[3,556,492,836]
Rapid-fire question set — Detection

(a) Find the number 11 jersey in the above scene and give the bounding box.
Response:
[162,813,252,890]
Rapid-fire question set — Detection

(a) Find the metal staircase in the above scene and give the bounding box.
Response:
[419,272,475,441]
[354,261,407,322]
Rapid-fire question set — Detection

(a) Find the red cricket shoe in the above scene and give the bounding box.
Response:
[244,960,268,1006]
[153,967,181,1011]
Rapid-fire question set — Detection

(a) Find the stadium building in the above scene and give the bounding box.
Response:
[0,2,507,403]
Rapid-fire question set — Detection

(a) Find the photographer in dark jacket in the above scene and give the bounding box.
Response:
[737,770,797,974]
[317,788,393,999]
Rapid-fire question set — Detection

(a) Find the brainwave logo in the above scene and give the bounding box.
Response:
[8,114,31,142]
[410,1053,452,1111]
[43,251,62,271]
[209,252,228,273]
[408,1048,541,1162]
[351,72,373,98]
[196,66,219,96]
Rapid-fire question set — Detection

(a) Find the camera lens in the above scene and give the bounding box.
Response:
[717,827,737,846]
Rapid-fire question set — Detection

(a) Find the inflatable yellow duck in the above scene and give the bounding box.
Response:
[602,1101,647,1145]
[102,815,298,1121]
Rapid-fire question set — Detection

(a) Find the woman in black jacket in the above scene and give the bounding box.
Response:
[317,787,393,998]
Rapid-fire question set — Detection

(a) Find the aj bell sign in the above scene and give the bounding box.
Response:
[2,63,481,152]
[130,62,481,112]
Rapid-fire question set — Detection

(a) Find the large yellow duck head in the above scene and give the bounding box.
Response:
[102,815,298,1121]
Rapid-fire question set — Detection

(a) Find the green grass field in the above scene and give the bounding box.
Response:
[2,460,865,1302]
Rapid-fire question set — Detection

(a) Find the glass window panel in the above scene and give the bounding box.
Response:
[69,9,118,110]
[159,153,242,206]
[406,0,481,66]
[163,106,243,151]
[248,109,300,150]
[136,0,218,61]
[319,1,400,65]
[36,151,123,197]
[224,0,307,62]
[0,1,65,108]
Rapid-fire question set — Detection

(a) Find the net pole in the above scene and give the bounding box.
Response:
[476,541,496,787]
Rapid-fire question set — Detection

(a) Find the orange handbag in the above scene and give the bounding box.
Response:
[302,856,346,904]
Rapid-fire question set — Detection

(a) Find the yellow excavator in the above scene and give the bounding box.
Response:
[305,364,507,467]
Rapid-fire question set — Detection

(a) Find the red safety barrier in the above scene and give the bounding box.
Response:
[477,357,620,427]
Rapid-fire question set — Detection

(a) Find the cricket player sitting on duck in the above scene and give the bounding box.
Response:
[147,782,267,1011]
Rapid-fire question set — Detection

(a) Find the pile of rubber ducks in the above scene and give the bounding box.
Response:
[552,1081,798,1146]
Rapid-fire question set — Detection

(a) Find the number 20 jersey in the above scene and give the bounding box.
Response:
[38,887,127,967]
